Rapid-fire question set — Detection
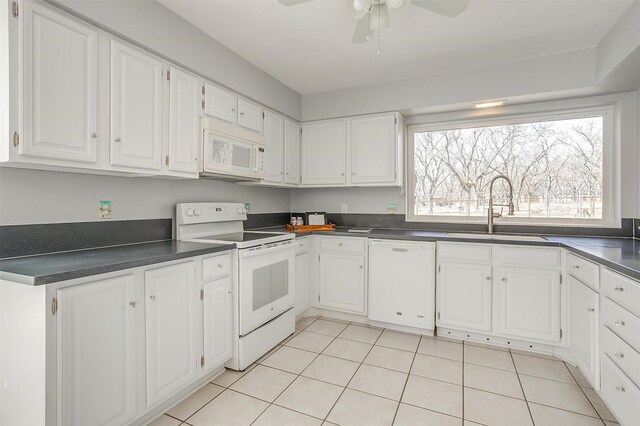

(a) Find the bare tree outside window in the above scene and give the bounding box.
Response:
[412,116,604,219]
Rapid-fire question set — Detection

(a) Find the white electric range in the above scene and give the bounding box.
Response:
[177,202,295,370]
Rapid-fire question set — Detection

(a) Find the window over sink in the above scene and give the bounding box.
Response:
[407,106,617,227]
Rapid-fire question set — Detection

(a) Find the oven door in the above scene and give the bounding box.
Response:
[203,130,257,178]
[238,240,295,335]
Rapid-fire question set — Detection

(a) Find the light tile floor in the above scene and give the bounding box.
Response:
[151,316,619,426]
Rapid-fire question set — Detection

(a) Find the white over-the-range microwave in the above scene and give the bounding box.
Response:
[200,116,266,181]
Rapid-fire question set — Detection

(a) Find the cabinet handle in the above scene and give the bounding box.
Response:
[615,320,625,327]
[218,263,223,268]
[240,111,244,115]
[227,290,232,295]
[486,276,491,281]
[341,172,345,176]
[613,352,625,358]
[614,286,624,292]
[501,277,506,282]
[615,385,626,392]
[573,265,580,269]
[587,308,595,312]
[129,301,136,308]
[231,108,235,112]
[91,133,98,139]
[149,295,156,300]
[338,243,343,246]
[360,265,363,269]
[115,137,122,143]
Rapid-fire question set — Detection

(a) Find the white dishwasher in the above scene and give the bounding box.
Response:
[368,239,436,331]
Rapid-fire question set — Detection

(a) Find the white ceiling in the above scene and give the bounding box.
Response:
[159,0,633,95]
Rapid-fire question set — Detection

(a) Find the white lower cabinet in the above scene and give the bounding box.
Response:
[295,241,310,315]
[203,276,233,373]
[497,266,561,343]
[368,240,435,330]
[568,275,599,388]
[437,261,493,332]
[319,253,366,315]
[144,261,200,406]
[57,275,137,426]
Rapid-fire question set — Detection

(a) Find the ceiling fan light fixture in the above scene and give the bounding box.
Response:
[353,0,373,12]
[369,3,390,30]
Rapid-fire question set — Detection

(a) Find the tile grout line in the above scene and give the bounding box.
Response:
[508,348,535,425]
[390,336,421,425]
[248,316,329,426]
[320,326,387,423]
[562,361,608,425]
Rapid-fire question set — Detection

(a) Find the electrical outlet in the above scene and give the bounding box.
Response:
[99,200,112,219]
[386,203,399,214]
[341,203,348,213]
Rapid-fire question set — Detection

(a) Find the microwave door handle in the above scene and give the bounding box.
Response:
[252,145,259,172]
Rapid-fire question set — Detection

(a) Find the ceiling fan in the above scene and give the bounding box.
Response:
[278,0,471,45]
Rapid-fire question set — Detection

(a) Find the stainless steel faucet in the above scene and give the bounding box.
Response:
[488,175,515,234]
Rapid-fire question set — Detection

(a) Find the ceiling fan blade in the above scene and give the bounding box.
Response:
[278,0,313,6]
[352,16,373,44]
[411,0,470,18]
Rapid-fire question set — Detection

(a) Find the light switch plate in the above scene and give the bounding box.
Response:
[99,200,112,219]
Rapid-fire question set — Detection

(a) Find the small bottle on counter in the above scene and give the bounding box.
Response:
[296,217,304,226]
[290,217,297,226]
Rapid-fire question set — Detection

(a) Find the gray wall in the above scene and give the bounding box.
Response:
[52,0,302,120]
[0,168,290,225]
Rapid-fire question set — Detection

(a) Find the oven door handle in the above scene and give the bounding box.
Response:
[239,241,294,258]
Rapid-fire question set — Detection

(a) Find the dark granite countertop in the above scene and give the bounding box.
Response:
[0,240,235,286]
[255,226,640,281]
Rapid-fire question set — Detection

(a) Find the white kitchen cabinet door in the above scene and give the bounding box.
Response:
[301,121,347,185]
[168,66,201,175]
[437,262,492,332]
[57,275,136,426]
[20,2,98,163]
[237,98,264,134]
[295,252,309,315]
[319,253,366,314]
[110,40,163,170]
[145,262,199,406]
[350,114,397,184]
[369,241,436,330]
[203,83,237,123]
[568,276,599,388]
[263,110,284,183]
[203,276,233,373]
[284,120,301,184]
[497,267,561,343]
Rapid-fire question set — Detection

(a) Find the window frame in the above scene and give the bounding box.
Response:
[406,105,618,227]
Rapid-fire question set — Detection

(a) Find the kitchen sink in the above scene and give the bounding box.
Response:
[445,232,546,242]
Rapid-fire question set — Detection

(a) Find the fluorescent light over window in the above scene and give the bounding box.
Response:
[473,100,505,109]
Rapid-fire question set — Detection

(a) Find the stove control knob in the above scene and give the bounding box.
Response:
[194,209,201,216]
[236,208,244,214]
[185,209,194,217]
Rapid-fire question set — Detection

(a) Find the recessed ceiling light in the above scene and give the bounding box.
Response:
[473,100,506,109]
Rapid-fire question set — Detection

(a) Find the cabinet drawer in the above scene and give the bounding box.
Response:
[602,297,640,352]
[567,252,599,291]
[203,253,231,281]
[437,242,491,263]
[602,268,640,317]
[295,237,309,255]
[497,246,561,268]
[600,354,640,426]
[320,237,366,254]
[602,326,640,387]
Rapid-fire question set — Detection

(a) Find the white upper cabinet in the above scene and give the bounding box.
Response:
[144,261,199,407]
[263,110,284,183]
[168,66,201,175]
[57,275,137,426]
[350,114,398,184]
[497,266,561,343]
[20,2,98,163]
[110,40,163,170]
[284,119,301,184]
[237,98,264,133]
[203,83,237,124]
[301,120,347,185]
